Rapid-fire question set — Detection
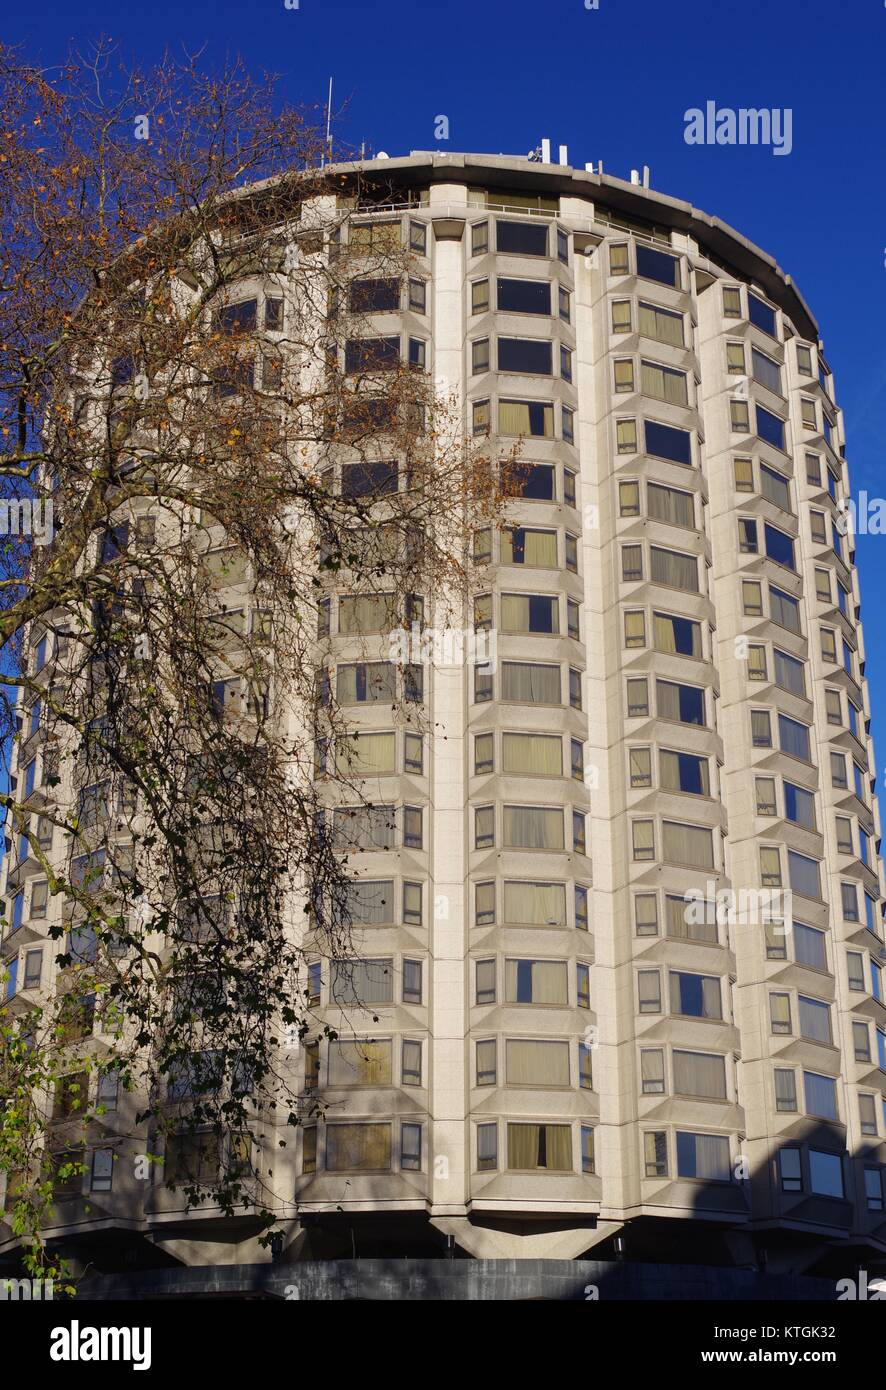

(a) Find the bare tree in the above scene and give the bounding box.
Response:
[0,43,514,1284]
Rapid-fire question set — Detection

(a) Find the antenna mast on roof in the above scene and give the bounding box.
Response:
[322,77,333,167]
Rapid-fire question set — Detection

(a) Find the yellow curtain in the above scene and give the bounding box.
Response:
[662,821,714,870]
[503,806,564,849]
[500,594,527,631]
[502,733,562,776]
[505,1039,570,1086]
[653,614,677,653]
[326,1122,391,1171]
[507,1123,539,1170]
[499,400,531,435]
[328,1040,393,1087]
[503,881,566,926]
[337,732,396,776]
[204,547,249,588]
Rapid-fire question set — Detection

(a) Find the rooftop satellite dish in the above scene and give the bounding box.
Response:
[376,151,390,159]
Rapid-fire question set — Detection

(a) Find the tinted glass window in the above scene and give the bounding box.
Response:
[764,523,795,570]
[645,420,692,465]
[636,244,679,287]
[498,338,553,375]
[515,464,554,500]
[497,278,551,315]
[496,221,548,256]
[349,278,400,313]
[756,405,785,450]
[748,294,777,336]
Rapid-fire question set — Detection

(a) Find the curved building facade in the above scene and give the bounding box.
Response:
[2,151,885,1286]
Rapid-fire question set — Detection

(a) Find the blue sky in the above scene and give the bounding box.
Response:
[7,0,886,763]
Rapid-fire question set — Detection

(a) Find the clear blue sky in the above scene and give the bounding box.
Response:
[7,0,886,769]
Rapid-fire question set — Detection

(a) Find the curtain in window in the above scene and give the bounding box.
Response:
[502,529,558,567]
[651,547,698,593]
[774,1069,796,1109]
[326,1122,392,1171]
[502,733,562,776]
[624,611,646,645]
[503,806,564,850]
[778,715,809,761]
[633,821,654,859]
[638,302,683,346]
[505,1040,570,1086]
[499,400,531,435]
[804,1072,837,1120]
[500,594,529,632]
[331,958,393,1004]
[328,1040,393,1086]
[346,880,394,925]
[503,881,566,926]
[641,361,688,406]
[204,547,249,588]
[336,733,396,777]
[691,1133,731,1181]
[773,651,805,697]
[504,960,568,1005]
[660,751,710,795]
[506,1123,572,1171]
[673,1051,727,1099]
[662,821,714,869]
[788,851,820,900]
[799,996,831,1044]
[635,894,659,933]
[652,614,677,653]
[655,680,681,721]
[333,805,396,850]
[666,893,717,943]
[630,748,651,785]
[769,588,800,633]
[793,923,825,969]
[338,593,396,634]
[647,483,693,528]
[760,465,790,509]
[501,662,560,704]
[641,1050,665,1089]
[752,347,782,394]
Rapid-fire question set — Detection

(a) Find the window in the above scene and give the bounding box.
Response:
[507,1123,572,1172]
[515,463,555,501]
[841,882,859,922]
[328,1039,393,1087]
[641,360,688,406]
[636,244,679,288]
[565,533,578,572]
[778,1147,802,1193]
[647,482,694,528]
[798,995,831,1044]
[809,1149,843,1197]
[784,782,815,830]
[751,347,781,394]
[474,733,494,776]
[349,276,399,313]
[801,398,817,430]
[660,750,709,796]
[644,420,692,466]
[653,611,701,658]
[630,747,652,788]
[632,820,655,862]
[560,346,573,382]
[742,581,763,616]
[409,278,426,313]
[502,805,564,851]
[475,882,495,926]
[854,1022,872,1062]
[669,971,722,1019]
[778,713,810,761]
[730,400,750,432]
[650,545,698,592]
[804,1073,838,1122]
[641,1049,665,1095]
[755,777,777,816]
[472,400,490,435]
[639,300,683,345]
[764,524,795,570]
[575,885,589,931]
[645,1131,668,1178]
[738,517,758,553]
[336,662,397,705]
[656,679,704,725]
[403,881,423,925]
[624,610,646,648]
[471,279,489,314]
[638,969,662,1013]
[756,405,786,450]
[569,668,582,709]
[769,586,800,634]
[865,1169,884,1212]
[471,339,490,374]
[635,894,658,937]
[504,959,568,1006]
[673,1050,727,1100]
[748,293,776,337]
[502,527,558,567]
[616,419,638,453]
[614,359,635,393]
[475,959,496,1005]
[505,1038,570,1087]
[402,959,423,1004]
[498,338,553,375]
[722,286,742,318]
[477,1123,498,1171]
[562,406,575,443]
[401,1123,422,1172]
[496,220,548,256]
[344,336,400,373]
[471,222,489,255]
[611,299,632,333]
[331,958,394,1005]
[733,457,754,492]
[662,820,714,870]
[609,243,629,275]
[622,544,643,582]
[501,661,560,704]
[788,850,820,900]
[497,277,550,314]
[627,677,650,718]
[726,341,746,375]
[794,923,826,970]
[559,286,571,322]
[326,1123,392,1173]
[676,1132,730,1182]
[409,221,427,254]
[775,1069,797,1113]
[475,806,494,849]
[499,400,554,438]
[500,593,558,634]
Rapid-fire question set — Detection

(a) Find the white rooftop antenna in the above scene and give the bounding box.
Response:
[322,77,333,167]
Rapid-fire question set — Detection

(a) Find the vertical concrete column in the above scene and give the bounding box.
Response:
[426,183,469,1214]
